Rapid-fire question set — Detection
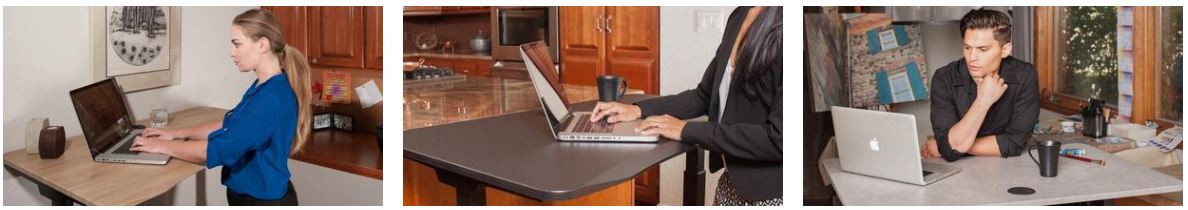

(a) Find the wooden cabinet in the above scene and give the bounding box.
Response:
[555,7,660,202]
[403,6,440,13]
[559,6,659,95]
[561,7,661,204]
[453,59,492,77]
[365,7,383,70]
[308,7,365,68]
[404,6,490,16]
[262,6,309,54]
[263,6,383,70]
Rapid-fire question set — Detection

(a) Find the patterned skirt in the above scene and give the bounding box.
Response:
[714,171,782,206]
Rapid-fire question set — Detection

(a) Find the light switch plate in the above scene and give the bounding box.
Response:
[694,10,722,33]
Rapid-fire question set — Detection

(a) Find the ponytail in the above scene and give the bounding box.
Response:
[282,45,312,155]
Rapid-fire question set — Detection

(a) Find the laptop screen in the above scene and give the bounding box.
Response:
[520,41,570,135]
[69,78,133,157]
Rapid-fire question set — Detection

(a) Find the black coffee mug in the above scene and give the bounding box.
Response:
[1029,140,1062,177]
[596,75,628,102]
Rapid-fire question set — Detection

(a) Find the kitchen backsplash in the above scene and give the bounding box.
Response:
[404,13,491,54]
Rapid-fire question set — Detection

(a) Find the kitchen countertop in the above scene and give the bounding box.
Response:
[404,51,493,60]
[403,76,643,130]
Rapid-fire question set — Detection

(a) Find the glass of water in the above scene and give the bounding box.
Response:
[150,105,169,128]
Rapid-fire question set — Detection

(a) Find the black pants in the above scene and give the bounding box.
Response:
[226,181,298,206]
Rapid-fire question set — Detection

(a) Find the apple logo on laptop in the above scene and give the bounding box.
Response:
[869,138,880,151]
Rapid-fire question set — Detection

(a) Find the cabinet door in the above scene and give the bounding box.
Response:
[364,7,383,70]
[453,59,479,76]
[605,6,660,95]
[451,59,491,77]
[262,6,308,55]
[308,6,365,68]
[558,6,606,86]
[403,6,440,13]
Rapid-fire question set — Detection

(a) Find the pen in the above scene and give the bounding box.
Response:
[1061,154,1105,166]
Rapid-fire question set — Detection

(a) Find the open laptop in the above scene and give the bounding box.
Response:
[830,106,959,185]
[69,78,170,165]
[519,41,658,142]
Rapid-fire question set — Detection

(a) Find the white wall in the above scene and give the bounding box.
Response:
[3,6,381,205]
[657,6,737,206]
[895,23,965,142]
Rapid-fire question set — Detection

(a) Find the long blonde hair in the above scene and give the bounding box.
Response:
[232,9,312,155]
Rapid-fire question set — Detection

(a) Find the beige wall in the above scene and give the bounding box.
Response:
[3,6,381,205]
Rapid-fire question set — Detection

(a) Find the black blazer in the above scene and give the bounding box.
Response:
[634,6,782,201]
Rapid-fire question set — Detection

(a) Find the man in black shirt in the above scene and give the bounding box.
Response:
[921,9,1040,162]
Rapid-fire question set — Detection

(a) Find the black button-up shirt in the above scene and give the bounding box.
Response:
[930,56,1040,162]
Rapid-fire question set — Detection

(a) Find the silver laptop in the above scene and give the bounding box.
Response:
[520,42,659,142]
[69,78,170,165]
[830,106,958,185]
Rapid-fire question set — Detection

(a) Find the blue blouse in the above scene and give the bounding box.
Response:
[206,73,298,200]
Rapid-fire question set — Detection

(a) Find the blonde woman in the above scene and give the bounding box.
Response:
[129,9,312,205]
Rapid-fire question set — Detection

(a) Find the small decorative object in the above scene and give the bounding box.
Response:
[312,112,354,132]
[322,71,352,104]
[39,126,66,159]
[25,118,49,154]
[312,81,324,99]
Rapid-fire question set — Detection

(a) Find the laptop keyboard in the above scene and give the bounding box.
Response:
[574,114,614,133]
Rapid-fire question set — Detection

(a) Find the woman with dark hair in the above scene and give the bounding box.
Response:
[128,9,312,205]
[589,6,782,206]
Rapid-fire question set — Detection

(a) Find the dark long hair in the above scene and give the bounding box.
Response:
[733,6,782,99]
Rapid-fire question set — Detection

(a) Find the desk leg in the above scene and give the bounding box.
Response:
[36,182,76,206]
[683,149,706,206]
[436,169,487,206]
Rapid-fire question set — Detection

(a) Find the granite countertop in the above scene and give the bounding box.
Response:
[404,51,493,60]
[403,76,643,130]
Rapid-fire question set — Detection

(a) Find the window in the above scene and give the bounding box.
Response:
[1038,6,1182,130]
[1055,6,1118,105]
[1157,6,1183,123]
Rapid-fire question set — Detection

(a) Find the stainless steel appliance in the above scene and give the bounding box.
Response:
[490,6,558,80]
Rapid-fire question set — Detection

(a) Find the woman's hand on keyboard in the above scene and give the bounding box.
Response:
[129,135,171,155]
[590,102,641,124]
[140,128,179,141]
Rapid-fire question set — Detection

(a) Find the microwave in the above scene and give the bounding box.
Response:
[490,6,559,62]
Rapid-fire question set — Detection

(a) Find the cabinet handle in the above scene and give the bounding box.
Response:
[605,16,612,33]
[312,58,318,63]
[594,16,603,32]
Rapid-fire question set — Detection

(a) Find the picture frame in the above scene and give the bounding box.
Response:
[312,112,354,132]
[90,6,181,92]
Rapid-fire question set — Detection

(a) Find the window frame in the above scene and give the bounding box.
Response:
[1035,6,1181,132]
[1154,6,1183,125]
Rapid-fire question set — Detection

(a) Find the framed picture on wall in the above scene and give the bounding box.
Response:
[90,6,181,92]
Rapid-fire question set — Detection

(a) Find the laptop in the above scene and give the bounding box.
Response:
[830,106,959,185]
[69,78,170,165]
[519,41,659,142]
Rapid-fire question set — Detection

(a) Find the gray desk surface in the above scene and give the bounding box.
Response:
[404,94,695,201]
[824,143,1183,205]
